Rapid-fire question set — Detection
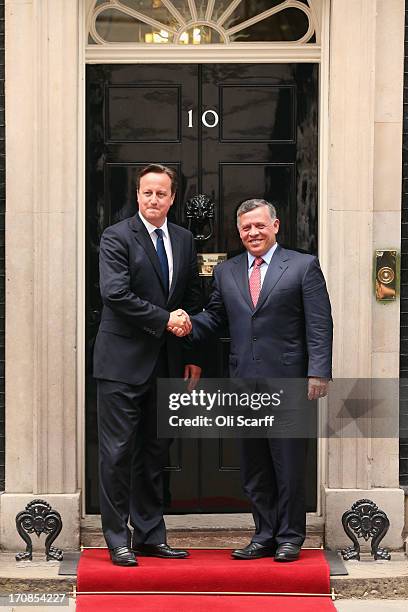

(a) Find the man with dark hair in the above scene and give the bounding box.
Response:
[136,163,178,194]
[93,163,202,566]
[172,198,332,562]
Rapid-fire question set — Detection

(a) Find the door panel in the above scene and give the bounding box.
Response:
[107,86,182,142]
[220,86,295,142]
[86,63,318,514]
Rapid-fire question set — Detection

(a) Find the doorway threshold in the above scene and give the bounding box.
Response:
[81,514,324,548]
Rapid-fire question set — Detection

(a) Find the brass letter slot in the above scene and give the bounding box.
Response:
[197,253,227,277]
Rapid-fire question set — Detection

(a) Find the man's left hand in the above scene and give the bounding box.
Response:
[184,364,202,391]
[308,377,329,401]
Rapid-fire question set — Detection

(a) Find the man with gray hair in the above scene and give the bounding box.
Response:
[173,198,332,562]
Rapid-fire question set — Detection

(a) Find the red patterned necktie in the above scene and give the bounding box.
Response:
[249,257,264,307]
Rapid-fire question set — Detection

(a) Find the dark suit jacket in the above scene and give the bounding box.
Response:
[192,245,332,379]
[93,213,202,385]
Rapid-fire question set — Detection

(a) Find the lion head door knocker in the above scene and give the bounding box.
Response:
[15,499,63,561]
[185,194,214,242]
[340,499,390,561]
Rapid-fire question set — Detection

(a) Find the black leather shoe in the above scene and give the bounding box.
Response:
[274,543,301,562]
[132,543,189,558]
[231,542,276,560]
[109,546,138,566]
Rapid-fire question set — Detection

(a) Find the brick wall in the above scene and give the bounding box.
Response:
[400,3,408,485]
[0,0,5,491]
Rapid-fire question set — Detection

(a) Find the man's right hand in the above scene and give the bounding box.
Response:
[167,309,192,336]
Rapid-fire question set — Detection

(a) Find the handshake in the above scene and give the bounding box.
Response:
[166,309,192,337]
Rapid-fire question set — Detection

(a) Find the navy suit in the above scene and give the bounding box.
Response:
[192,245,332,545]
[93,213,201,548]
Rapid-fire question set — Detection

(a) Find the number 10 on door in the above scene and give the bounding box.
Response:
[188,109,219,128]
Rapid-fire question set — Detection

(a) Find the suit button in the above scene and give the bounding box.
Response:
[253,337,257,341]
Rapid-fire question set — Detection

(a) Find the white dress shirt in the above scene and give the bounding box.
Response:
[247,242,278,287]
[138,212,174,288]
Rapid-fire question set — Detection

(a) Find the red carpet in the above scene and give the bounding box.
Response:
[76,594,336,611]
[77,548,335,610]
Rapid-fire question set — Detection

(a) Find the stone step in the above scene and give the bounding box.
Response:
[80,513,325,548]
[331,552,408,600]
[0,553,75,596]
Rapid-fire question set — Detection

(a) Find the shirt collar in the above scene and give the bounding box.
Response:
[247,242,278,269]
[138,211,168,238]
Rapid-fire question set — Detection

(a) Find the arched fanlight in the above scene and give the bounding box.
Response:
[88,1,319,46]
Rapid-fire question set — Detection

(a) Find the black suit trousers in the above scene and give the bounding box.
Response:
[240,437,308,547]
[97,350,170,549]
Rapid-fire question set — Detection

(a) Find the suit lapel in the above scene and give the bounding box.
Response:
[129,214,167,295]
[167,223,180,303]
[231,253,253,310]
[254,245,289,313]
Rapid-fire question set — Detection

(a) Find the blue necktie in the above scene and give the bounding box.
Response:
[155,228,169,295]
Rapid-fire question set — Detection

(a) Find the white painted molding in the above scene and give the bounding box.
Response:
[77,0,87,518]
[85,42,321,63]
[309,0,324,43]
[316,0,331,509]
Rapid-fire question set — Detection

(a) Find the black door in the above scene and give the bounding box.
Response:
[86,63,318,514]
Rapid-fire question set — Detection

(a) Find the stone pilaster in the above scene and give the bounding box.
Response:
[1,0,81,550]
[324,0,404,550]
